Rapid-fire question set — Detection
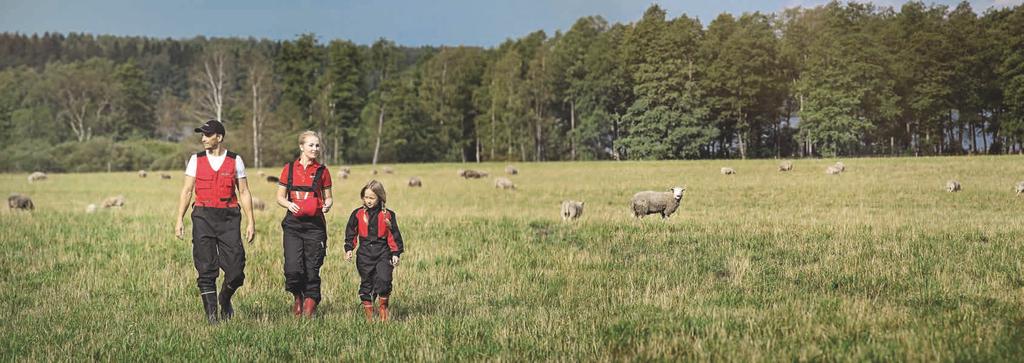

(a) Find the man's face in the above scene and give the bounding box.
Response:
[201,132,222,150]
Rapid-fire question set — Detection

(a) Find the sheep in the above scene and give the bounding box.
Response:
[85,204,97,213]
[505,165,518,175]
[946,180,961,193]
[460,169,488,179]
[338,170,350,179]
[834,161,846,172]
[778,161,793,172]
[8,193,34,211]
[267,176,280,184]
[721,167,736,175]
[631,186,686,219]
[561,200,584,221]
[251,197,266,211]
[341,167,352,174]
[383,166,394,174]
[160,173,172,180]
[101,195,126,208]
[257,171,266,178]
[408,177,422,187]
[138,170,148,178]
[825,166,842,175]
[1017,181,1024,196]
[27,172,47,183]
[494,177,515,190]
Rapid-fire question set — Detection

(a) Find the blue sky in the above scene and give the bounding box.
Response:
[0,0,1019,47]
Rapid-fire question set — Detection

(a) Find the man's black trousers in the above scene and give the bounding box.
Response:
[356,241,393,302]
[191,207,246,295]
[282,214,327,302]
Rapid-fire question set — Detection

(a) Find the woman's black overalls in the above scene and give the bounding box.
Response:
[281,162,327,303]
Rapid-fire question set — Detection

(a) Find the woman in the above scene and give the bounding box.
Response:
[276,130,333,318]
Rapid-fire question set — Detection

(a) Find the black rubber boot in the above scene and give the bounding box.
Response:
[219,287,235,321]
[202,292,219,325]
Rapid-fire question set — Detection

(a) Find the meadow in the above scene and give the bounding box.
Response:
[2,156,1023,361]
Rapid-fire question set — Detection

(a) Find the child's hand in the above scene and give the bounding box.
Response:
[345,250,353,262]
[391,255,400,266]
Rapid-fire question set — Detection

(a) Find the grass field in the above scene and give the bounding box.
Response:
[2,156,1024,361]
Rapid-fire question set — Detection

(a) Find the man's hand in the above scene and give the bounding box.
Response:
[245,222,255,244]
[345,250,353,262]
[175,220,185,240]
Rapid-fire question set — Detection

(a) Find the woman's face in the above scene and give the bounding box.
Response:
[300,136,320,160]
[362,189,378,208]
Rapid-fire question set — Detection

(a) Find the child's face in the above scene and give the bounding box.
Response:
[362,189,378,208]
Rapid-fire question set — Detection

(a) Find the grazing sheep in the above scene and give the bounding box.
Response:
[946,180,961,193]
[338,170,350,179]
[8,193,34,211]
[631,186,686,219]
[138,170,148,178]
[85,204,97,213]
[825,166,842,175]
[494,177,515,190]
[408,177,422,187]
[27,172,47,183]
[721,167,736,175]
[460,169,488,179]
[101,195,125,208]
[251,197,266,211]
[505,165,518,175]
[1017,181,1024,196]
[778,161,793,172]
[561,200,584,221]
[257,171,266,177]
[834,161,846,172]
[341,167,352,174]
[160,173,172,180]
[383,166,394,174]
[267,176,280,184]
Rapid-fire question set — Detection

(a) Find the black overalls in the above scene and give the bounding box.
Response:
[280,162,328,303]
[344,206,404,302]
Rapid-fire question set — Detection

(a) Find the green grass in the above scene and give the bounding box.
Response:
[2,156,1024,361]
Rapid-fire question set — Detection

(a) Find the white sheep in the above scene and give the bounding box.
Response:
[27,172,47,183]
[85,204,97,213]
[834,161,846,172]
[631,186,685,219]
[408,177,422,187]
[778,161,793,172]
[825,166,842,175]
[946,180,961,193]
[383,166,395,174]
[506,165,518,175]
[1017,181,1024,196]
[138,170,148,178]
[338,170,350,179]
[561,200,584,221]
[721,167,736,175]
[494,177,515,190]
[101,195,126,208]
[8,193,34,211]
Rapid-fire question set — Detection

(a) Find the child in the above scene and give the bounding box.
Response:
[344,180,404,322]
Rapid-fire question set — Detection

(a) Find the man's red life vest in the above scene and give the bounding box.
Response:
[352,208,398,253]
[193,151,239,208]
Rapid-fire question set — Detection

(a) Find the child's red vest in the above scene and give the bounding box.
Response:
[193,151,238,208]
[353,208,398,253]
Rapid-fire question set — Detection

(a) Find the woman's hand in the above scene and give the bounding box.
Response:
[322,198,333,214]
[345,250,353,262]
[287,202,300,214]
[391,255,400,266]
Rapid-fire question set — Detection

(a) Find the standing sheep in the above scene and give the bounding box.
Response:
[27,172,47,183]
[561,200,584,221]
[506,165,518,175]
[338,170,350,179]
[721,167,736,175]
[631,186,686,219]
[825,166,842,175]
[138,170,148,178]
[1017,181,1024,196]
[946,180,962,193]
[834,161,846,172]
[408,177,422,187]
[778,161,793,172]
[8,193,34,211]
[101,195,126,208]
[494,177,515,190]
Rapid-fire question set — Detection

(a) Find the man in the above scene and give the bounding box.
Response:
[174,120,256,324]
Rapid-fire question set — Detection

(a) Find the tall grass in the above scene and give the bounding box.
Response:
[2,156,1023,360]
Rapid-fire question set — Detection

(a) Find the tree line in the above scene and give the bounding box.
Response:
[1,1,1022,172]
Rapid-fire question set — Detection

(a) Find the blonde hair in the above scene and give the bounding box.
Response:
[298,130,320,144]
[360,180,391,229]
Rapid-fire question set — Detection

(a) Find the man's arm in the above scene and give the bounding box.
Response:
[174,176,195,239]
[237,178,256,244]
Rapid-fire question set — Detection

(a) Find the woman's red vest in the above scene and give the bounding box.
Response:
[353,208,398,253]
[193,151,238,208]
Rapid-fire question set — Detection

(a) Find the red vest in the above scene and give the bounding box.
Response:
[193,151,238,208]
[353,208,398,253]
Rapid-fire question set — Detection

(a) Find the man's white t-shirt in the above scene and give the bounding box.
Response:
[185,150,247,179]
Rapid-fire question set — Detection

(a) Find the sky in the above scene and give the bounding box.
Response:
[0,0,1019,47]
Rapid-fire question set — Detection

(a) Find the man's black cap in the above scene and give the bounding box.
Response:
[194,120,226,136]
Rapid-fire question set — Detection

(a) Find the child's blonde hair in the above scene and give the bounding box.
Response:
[360,180,391,229]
